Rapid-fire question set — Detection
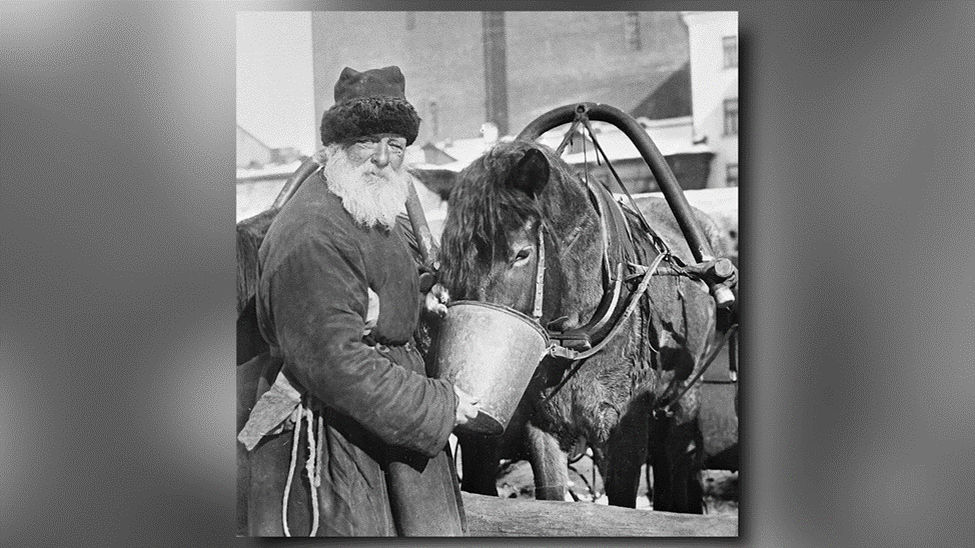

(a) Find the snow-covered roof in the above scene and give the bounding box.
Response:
[557,119,710,164]
[236,160,303,181]
[411,116,709,175]
[411,135,512,173]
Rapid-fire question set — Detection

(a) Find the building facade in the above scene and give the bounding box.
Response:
[310,11,689,147]
[681,11,738,188]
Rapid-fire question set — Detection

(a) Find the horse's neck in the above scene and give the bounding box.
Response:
[548,213,604,327]
[622,206,679,265]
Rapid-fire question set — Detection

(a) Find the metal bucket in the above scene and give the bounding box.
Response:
[434,300,550,435]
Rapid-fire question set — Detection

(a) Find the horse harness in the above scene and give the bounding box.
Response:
[532,179,733,416]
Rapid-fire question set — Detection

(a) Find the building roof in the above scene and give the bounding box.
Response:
[629,62,691,120]
[518,63,690,129]
[236,124,269,147]
[411,116,709,175]
[544,117,710,164]
[410,137,504,172]
[236,159,303,182]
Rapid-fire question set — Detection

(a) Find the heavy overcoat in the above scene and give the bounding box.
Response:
[245,171,464,536]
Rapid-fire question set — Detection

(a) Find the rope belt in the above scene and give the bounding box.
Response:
[282,395,323,537]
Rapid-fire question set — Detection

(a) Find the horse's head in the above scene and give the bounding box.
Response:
[439,141,604,329]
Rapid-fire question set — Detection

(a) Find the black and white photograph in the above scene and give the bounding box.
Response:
[5,2,974,547]
[236,10,740,537]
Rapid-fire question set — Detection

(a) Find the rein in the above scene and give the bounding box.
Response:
[540,251,666,404]
[533,182,674,404]
[652,323,738,419]
[546,251,667,361]
[535,173,672,359]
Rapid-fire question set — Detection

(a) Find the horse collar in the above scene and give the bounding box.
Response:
[588,180,638,283]
[540,181,646,355]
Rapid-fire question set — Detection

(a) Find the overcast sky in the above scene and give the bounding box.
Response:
[236,11,317,155]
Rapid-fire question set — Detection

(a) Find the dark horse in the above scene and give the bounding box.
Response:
[437,140,729,512]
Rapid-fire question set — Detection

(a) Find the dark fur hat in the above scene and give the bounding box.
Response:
[320,66,421,146]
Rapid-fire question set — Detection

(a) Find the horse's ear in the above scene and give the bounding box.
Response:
[509,148,550,197]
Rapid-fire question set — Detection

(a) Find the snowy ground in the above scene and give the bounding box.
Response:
[486,452,738,516]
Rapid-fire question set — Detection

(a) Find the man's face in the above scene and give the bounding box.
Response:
[345,133,407,173]
[323,133,411,230]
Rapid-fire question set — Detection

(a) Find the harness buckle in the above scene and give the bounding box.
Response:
[548,344,581,360]
[551,330,592,351]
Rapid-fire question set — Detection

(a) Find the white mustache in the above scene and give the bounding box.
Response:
[323,145,409,230]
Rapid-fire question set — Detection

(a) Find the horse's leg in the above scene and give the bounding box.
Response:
[652,414,705,513]
[649,413,673,511]
[457,433,501,496]
[525,421,567,500]
[644,454,653,506]
[603,394,650,508]
[670,417,705,513]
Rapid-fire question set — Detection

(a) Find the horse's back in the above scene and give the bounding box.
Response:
[630,196,731,261]
[237,208,279,316]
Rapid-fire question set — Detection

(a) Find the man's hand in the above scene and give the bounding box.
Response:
[453,384,480,428]
[424,283,450,318]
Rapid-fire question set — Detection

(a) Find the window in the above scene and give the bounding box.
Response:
[723,98,738,136]
[723,36,738,68]
[624,12,641,52]
[726,163,738,186]
[406,12,416,31]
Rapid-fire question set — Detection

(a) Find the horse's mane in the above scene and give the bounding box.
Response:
[438,140,586,298]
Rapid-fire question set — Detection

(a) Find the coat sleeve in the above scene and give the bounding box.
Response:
[265,230,457,458]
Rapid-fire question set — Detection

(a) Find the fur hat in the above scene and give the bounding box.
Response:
[320,66,421,146]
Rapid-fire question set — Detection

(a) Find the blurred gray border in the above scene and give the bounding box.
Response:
[2,2,973,547]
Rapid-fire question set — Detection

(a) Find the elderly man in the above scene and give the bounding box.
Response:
[239,66,478,536]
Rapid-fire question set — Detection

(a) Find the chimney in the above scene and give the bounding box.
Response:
[481,12,509,136]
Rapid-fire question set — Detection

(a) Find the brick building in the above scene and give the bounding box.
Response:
[310,11,689,146]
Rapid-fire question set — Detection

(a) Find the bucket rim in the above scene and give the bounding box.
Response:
[446,300,550,344]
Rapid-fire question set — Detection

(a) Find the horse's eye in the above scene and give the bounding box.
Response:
[513,248,532,263]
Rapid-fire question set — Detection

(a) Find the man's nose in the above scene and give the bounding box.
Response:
[371,141,390,168]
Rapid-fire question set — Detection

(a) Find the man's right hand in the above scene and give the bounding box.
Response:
[424,283,450,318]
[453,384,480,428]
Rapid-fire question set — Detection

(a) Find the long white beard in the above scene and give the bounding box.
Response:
[322,144,410,230]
